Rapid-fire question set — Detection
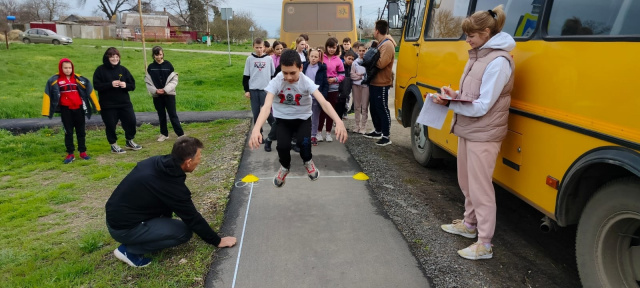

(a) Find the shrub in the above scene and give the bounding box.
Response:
[9,29,22,40]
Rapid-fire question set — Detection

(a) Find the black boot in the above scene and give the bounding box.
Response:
[264,139,272,152]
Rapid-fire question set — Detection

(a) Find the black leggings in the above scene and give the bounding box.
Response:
[275,117,312,169]
[153,95,184,137]
[100,105,137,144]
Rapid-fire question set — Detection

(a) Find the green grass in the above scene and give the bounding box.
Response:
[0,39,251,119]
[0,120,249,287]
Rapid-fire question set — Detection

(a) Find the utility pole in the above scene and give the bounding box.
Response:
[359,6,362,42]
[137,0,148,69]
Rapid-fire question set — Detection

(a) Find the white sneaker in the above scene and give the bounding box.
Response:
[458,242,493,260]
[325,134,333,142]
[316,133,324,142]
[441,219,477,238]
[157,135,169,142]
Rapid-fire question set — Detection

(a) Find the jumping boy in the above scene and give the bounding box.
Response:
[43,58,101,163]
[248,50,348,188]
[243,38,276,151]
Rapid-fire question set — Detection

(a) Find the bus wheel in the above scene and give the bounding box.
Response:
[576,177,640,288]
[410,103,441,168]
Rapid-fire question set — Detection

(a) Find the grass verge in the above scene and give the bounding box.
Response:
[0,120,250,287]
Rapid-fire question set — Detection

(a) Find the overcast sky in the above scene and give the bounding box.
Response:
[67,0,389,37]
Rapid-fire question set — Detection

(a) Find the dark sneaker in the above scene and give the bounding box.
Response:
[273,166,290,188]
[264,139,272,152]
[126,140,142,151]
[79,152,90,160]
[311,137,318,146]
[111,144,126,154]
[114,244,151,267]
[291,144,300,153]
[63,154,75,164]
[376,137,392,146]
[363,131,383,139]
[304,160,319,181]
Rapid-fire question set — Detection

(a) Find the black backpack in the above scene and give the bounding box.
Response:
[361,39,390,85]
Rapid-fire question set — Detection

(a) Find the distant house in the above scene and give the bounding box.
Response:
[61,15,110,25]
[120,12,170,39]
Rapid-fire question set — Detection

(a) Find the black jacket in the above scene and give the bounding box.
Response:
[302,62,329,98]
[105,155,222,246]
[93,51,136,109]
[338,63,353,100]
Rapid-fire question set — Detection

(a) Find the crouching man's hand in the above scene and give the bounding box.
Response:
[217,236,237,248]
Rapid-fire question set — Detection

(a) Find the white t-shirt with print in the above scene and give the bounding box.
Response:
[264,72,319,120]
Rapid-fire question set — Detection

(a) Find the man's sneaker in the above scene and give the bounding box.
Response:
[458,242,493,260]
[157,134,169,142]
[363,131,383,139]
[114,244,152,267]
[126,140,142,151]
[325,134,333,142]
[264,139,272,152]
[111,144,126,154]
[273,166,290,188]
[63,154,75,164]
[316,134,324,142]
[376,137,392,146]
[441,219,477,239]
[304,160,319,181]
[79,152,90,160]
[311,137,318,146]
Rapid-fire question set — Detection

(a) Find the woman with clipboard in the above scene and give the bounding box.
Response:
[433,5,515,261]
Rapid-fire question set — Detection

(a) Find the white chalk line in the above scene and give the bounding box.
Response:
[231,181,253,288]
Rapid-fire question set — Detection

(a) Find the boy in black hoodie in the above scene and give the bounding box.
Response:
[93,47,141,154]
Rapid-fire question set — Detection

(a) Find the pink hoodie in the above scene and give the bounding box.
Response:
[323,54,345,83]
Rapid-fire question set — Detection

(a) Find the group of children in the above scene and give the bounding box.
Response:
[244,35,380,151]
[243,25,395,188]
[44,46,184,163]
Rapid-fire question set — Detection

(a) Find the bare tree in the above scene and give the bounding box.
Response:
[76,0,133,20]
[210,10,263,42]
[429,9,463,38]
[163,0,223,30]
[40,0,69,21]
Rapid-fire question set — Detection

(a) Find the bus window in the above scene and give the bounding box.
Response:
[405,0,428,41]
[283,3,353,32]
[425,0,470,39]
[547,0,640,36]
[474,0,544,38]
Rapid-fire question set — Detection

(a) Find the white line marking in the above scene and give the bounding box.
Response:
[255,175,356,179]
[231,182,254,288]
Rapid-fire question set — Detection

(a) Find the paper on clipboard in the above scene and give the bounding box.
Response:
[416,98,449,130]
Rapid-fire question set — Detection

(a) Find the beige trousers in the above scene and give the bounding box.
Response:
[352,84,369,132]
[457,138,502,244]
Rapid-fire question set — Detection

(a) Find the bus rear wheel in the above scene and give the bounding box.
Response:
[576,177,640,288]
[410,103,441,168]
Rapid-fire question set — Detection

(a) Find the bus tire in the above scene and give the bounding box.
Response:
[410,103,441,168]
[576,177,640,288]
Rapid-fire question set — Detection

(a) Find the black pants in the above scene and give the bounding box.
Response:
[335,97,348,119]
[275,117,312,169]
[107,217,193,255]
[250,89,275,135]
[60,106,86,154]
[100,105,137,144]
[369,85,391,137]
[153,95,184,137]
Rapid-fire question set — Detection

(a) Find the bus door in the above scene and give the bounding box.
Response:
[419,0,472,155]
[396,0,429,90]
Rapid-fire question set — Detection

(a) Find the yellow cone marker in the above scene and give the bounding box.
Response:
[353,172,369,181]
[242,174,259,183]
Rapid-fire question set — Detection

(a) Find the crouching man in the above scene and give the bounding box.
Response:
[105,136,236,267]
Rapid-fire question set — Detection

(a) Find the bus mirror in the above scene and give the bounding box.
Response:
[387,1,402,29]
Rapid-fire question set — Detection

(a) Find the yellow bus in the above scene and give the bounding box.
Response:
[280,0,358,49]
[392,0,640,286]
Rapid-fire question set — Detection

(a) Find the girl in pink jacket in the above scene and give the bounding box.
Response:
[317,37,345,142]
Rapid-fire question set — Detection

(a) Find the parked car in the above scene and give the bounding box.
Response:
[20,29,72,45]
